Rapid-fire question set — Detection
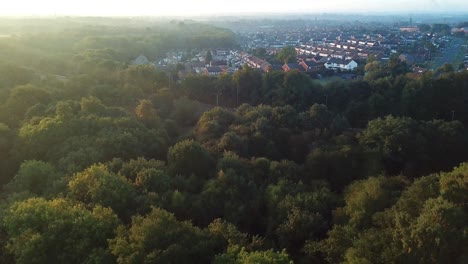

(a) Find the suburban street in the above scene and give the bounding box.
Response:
[431,37,466,69]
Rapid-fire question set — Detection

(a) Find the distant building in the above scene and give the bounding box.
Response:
[400,27,419,33]
[299,60,322,71]
[413,66,428,74]
[224,67,238,74]
[399,54,416,66]
[407,66,430,78]
[186,61,206,74]
[282,63,305,72]
[244,55,270,69]
[451,27,468,35]
[210,60,227,67]
[330,51,346,59]
[204,66,226,76]
[324,59,358,71]
[132,54,149,65]
[265,64,284,73]
[216,50,229,56]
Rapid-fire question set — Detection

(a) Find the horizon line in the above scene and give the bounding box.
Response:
[1,10,468,18]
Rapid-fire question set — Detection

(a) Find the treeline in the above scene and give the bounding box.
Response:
[184,57,468,127]
[0,18,236,75]
[0,18,467,264]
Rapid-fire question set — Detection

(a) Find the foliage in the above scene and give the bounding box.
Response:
[312,163,468,263]
[359,115,468,176]
[214,246,293,264]
[167,140,216,180]
[2,198,119,264]
[0,17,468,264]
[15,97,169,173]
[68,164,137,218]
[277,47,297,64]
[6,160,63,197]
[109,207,222,264]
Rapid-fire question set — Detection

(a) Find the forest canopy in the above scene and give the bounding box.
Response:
[0,17,467,264]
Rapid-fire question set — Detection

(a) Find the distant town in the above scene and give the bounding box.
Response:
[1,11,468,264]
[132,17,468,81]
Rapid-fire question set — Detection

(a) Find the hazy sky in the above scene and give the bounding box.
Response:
[1,0,468,16]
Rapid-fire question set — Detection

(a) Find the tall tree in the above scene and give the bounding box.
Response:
[68,164,137,219]
[109,207,222,264]
[277,47,297,64]
[3,198,119,264]
[205,51,213,65]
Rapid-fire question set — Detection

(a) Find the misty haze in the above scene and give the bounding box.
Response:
[0,1,467,263]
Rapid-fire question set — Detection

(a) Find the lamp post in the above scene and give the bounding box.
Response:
[236,86,239,107]
[214,92,222,106]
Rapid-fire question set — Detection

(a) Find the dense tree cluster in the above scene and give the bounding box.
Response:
[0,18,467,263]
[309,164,468,263]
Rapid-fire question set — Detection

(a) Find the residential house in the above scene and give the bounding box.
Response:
[224,67,238,75]
[324,59,358,71]
[299,60,323,71]
[282,63,305,72]
[132,54,149,65]
[399,53,415,66]
[242,55,271,71]
[210,60,227,66]
[330,51,346,59]
[400,27,419,33]
[265,64,284,72]
[204,66,225,76]
[216,50,229,56]
[413,66,429,75]
[187,61,206,74]
[319,50,333,57]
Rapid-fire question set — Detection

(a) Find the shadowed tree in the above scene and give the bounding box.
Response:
[167,140,216,181]
[277,47,297,64]
[109,207,222,264]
